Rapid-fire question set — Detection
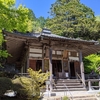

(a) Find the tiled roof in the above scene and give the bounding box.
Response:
[3,30,98,44]
[40,32,98,44]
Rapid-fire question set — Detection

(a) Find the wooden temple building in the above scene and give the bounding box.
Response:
[2,29,100,91]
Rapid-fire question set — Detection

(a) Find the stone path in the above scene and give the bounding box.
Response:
[41,90,100,100]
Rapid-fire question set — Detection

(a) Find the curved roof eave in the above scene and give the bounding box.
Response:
[2,30,99,45]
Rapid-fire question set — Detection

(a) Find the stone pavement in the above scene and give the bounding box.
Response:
[41,90,100,100]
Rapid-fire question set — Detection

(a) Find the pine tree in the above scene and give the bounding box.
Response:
[46,0,96,40]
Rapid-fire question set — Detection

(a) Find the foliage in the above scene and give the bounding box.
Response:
[32,17,46,33]
[62,96,69,100]
[0,33,10,67]
[13,77,30,99]
[0,72,6,77]
[46,0,100,40]
[0,32,4,45]
[0,50,10,58]
[32,19,42,33]
[83,54,100,73]
[95,16,100,41]
[26,68,50,100]
[38,17,46,29]
[0,0,34,32]
[13,68,50,100]
[96,16,100,22]
[0,77,13,97]
[0,0,35,67]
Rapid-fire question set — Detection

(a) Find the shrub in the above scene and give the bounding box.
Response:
[12,68,50,100]
[0,77,13,97]
[0,72,6,77]
[12,77,29,99]
[26,68,50,100]
[62,96,69,100]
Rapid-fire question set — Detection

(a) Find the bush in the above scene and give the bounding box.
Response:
[0,77,13,97]
[12,68,50,100]
[13,76,43,100]
[62,96,69,100]
[0,72,6,77]
[12,77,29,99]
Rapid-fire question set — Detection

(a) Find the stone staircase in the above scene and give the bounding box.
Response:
[52,79,87,92]
[69,95,97,100]
[42,94,97,100]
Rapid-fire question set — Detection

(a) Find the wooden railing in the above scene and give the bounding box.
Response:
[76,72,86,87]
[85,79,100,91]
[63,83,73,100]
[17,73,29,77]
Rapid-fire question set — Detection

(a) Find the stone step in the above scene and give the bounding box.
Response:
[56,83,82,86]
[42,94,96,100]
[52,88,87,92]
[56,81,81,84]
[52,79,86,92]
[55,85,83,89]
[69,95,96,100]
[56,79,81,82]
[73,97,96,100]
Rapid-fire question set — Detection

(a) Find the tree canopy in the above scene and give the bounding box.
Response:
[0,0,34,32]
[46,0,100,40]
[96,16,100,22]
[83,54,100,74]
[0,0,35,66]
[32,16,46,33]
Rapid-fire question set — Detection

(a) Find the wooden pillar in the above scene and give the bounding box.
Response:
[21,67,23,73]
[79,51,85,87]
[49,47,52,92]
[27,56,29,72]
[27,47,30,72]
[68,60,70,78]
[42,60,44,72]
[99,80,100,90]
[42,46,45,72]
[62,59,64,78]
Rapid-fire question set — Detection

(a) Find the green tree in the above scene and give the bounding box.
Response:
[90,20,100,41]
[32,17,46,33]
[0,32,10,67]
[83,54,100,73]
[38,16,46,28]
[96,16,100,22]
[0,0,35,66]
[0,0,34,32]
[32,19,42,33]
[46,0,96,40]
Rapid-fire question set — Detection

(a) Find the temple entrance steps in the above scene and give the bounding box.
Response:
[52,79,87,92]
[69,95,96,100]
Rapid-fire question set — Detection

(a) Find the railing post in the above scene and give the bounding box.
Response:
[88,80,92,91]
[99,80,100,90]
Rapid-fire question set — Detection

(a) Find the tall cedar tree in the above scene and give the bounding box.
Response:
[46,0,99,40]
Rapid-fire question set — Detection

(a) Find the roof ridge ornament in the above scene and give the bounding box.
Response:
[42,28,51,34]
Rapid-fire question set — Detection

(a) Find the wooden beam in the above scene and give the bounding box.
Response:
[42,45,45,72]
[49,47,52,92]
[79,51,85,87]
